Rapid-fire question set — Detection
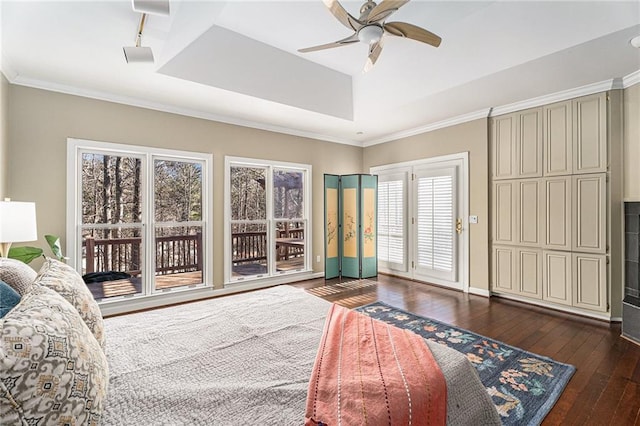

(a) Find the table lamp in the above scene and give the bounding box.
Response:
[0,200,38,257]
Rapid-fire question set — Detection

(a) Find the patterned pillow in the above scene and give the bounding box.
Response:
[0,285,109,425]
[0,280,21,318]
[0,257,36,296]
[34,258,105,350]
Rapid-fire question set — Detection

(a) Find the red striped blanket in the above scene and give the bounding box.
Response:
[305,304,447,425]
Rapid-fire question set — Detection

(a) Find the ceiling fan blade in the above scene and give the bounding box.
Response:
[364,37,385,72]
[384,21,441,47]
[323,0,363,31]
[367,0,409,23]
[298,33,359,53]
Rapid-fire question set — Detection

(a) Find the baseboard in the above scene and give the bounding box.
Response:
[468,287,491,297]
[621,334,640,347]
[492,292,613,322]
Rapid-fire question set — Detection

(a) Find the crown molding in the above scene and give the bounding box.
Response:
[490,78,619,117]
[0,54,18,81]
[362,108,491,147]
[623,69,640,88]
[6,74,362,147]
[5,68,639,149]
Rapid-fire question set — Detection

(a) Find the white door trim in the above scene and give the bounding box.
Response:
[371,152,470,293]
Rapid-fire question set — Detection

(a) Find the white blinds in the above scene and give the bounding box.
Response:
[416,173,454,275]
[377,174,406,270]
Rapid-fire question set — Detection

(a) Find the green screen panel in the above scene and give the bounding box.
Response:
[324,174,340,279]
[360,174,378,279]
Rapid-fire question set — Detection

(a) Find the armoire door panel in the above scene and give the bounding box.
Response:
[492,246,516,293]
[492,115,516,180]
[543,250,572,306]
[544,101,572,176]
[573,93,607,174]
[543,177,572,250]
[516,179,543,246]
[572,174,606,253]
[517,108,543,178]
[517,248,542,299]
[493,181,516,244]
[572,253,607,312]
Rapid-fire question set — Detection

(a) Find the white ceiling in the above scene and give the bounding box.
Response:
[1,1,639,146]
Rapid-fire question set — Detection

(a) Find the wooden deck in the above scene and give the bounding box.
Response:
[89,257,305,298]
[231,257,305,277]
[87,271,203,299]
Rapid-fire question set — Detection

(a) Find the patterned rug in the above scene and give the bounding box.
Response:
[357,302,576,426]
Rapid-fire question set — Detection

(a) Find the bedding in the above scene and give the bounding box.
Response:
[0,257,36,296]
[305,303,447,425]
[0,285,108,425]
[102,285,500,425]
[34,258,106,349]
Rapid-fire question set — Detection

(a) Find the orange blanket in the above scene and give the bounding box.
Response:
[305,304,447,425]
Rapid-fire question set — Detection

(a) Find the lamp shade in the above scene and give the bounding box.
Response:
[0,201,38,243]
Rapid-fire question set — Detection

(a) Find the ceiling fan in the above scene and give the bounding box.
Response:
[299,0,441,72]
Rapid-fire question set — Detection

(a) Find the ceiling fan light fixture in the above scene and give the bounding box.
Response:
[631,35,640,49]
[358,25,383,44]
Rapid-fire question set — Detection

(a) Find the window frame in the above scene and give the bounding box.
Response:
[66,138,214,305]
[224,156,312,285]
[376,169,409,273]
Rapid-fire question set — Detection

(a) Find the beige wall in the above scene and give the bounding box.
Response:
[624,83,640,200]
[363,118,490,291]
[7,85,362,287]
[0,73,8,198]
[7,81,636,298]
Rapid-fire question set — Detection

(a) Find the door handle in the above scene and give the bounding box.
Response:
[456,218,463,235]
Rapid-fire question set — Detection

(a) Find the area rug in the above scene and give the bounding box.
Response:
[357,302,576,426]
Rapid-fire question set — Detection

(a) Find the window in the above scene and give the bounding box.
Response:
[414,167,456,281]
[225,157,311,283]
[377,171,408,272]
[67,139,212,303]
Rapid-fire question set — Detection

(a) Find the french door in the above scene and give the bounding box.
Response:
[374,154,467,291]
[413,165,459,286]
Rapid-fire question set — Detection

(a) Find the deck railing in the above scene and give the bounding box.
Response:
[231,228,305,265]
[84,233,202,276]
[84,228,304,273]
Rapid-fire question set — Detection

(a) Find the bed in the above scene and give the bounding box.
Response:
[102,285,500,425]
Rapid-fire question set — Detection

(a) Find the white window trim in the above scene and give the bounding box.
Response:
[66,138,214,306]
[224,156,312,285]
[377,169,410,273]
[371,152,470,293]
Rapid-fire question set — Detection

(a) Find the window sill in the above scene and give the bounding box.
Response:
[101,270,323,317]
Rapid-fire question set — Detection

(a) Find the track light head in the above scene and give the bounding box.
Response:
[132,0,170,16]
[123,46,154,63]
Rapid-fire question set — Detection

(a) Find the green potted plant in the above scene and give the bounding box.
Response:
[8,235,67,264]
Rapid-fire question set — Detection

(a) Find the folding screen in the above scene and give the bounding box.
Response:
[324,174,377,279]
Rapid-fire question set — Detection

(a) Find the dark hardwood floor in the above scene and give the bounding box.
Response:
[293,274,640,425]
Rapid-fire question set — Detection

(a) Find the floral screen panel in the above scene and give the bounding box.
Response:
[324,174,340,279]
[324,174,378,279]
[340,175,361,278]
[360,175,378,279]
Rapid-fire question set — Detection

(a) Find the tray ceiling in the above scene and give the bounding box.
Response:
[1,1,639,145]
